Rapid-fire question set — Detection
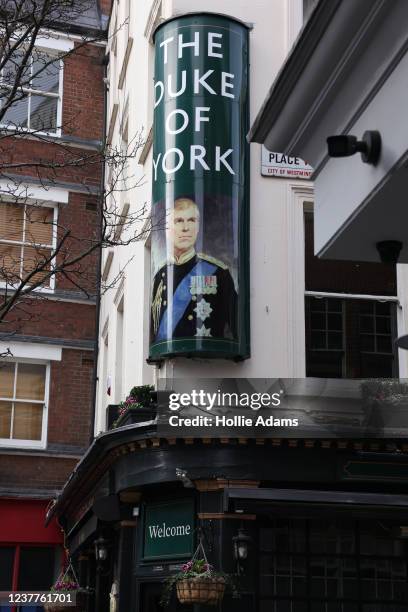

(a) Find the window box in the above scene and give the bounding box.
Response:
[111,385,156,429]
[113,406,156,428]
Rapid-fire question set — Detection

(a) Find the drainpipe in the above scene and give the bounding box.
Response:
[89,49,109,444]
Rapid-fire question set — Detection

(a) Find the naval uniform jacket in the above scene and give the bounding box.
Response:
[150,251,237,344]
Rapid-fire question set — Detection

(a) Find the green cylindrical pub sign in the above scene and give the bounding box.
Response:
[149,13,250,361]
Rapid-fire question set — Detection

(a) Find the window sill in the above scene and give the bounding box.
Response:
[0,282,55,294]
[0,440,46,450]
[0,124,62,139]
[0,446,83,458]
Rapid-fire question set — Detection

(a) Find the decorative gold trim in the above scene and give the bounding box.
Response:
[198,513,256,521]
[119,520,137,527]
[194,479,260,492]
[119,491,142,503]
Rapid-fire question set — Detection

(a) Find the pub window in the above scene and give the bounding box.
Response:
[309,297,343,351]
[360,301,392,354]
[0,361,49,448]
[0,48,62,135]
[304,210,398,378]
[0,201,57,290]
[259,518,408,611]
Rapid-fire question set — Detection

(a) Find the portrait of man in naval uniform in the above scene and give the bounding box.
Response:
[150,197,237,344]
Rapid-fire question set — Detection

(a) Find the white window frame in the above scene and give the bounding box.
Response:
[0,198,59,293]
[0,46,64,138]
[0,358,50,450]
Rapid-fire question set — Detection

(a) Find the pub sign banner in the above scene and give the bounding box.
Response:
[143,499,194,560]
[150,13,250,361]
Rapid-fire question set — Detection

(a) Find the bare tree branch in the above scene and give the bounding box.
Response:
[0,0,156,337]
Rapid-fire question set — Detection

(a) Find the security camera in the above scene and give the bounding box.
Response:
[376,240,403,265]
[327,131,381,165]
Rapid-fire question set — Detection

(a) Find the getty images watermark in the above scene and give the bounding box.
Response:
[157,378,408,438]
[166,388,299,429]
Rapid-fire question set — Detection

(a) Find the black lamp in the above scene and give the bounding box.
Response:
[396,335,408,350]
[94,536,108,563]
[232,527,253,573]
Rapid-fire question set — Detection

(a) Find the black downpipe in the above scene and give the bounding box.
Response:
[89,51,109,445]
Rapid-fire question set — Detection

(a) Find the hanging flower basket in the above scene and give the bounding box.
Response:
[161,539,237,607]
[44,560,89,612]
[176,575,226,605]
[43,589,88,612]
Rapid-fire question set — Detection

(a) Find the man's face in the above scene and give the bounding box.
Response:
[169,204,199,255]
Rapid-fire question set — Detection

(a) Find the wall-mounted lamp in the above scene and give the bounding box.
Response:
[175,467,194,488]
[395,335,408,350]
[327,130,381,165]
[232,527,253,575]
[94,536,109,564]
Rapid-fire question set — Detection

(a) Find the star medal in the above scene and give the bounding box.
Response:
[194,298,213,321]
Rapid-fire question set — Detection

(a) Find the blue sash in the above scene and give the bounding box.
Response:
[156,260,217,341]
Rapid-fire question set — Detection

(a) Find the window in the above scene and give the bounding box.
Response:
[0,545,60,611]
[309,298,343,351]
[0,201,56,289]
[304,211,398,378]
[0,48,62,134]
[306,297,397,378]
[259,518,408,611]
[0,361,49,448]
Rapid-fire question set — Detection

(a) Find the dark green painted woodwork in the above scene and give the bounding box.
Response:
[342,460,408,481]
[143,499,195,560]
[149,14,250,361]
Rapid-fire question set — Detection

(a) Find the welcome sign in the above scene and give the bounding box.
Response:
[143,499,194,560]
[150,13,250,361]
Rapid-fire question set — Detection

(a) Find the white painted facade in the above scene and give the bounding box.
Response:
[95,0,312,434]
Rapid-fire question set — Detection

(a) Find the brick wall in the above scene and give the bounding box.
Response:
[0,349,94,493]
[2,139,103,188]
[0,300,96,340]
[56,192,100,295]
[62,43,105,140]
[48,349,94,448]
[0,35,103,501]
[0,455,79,491]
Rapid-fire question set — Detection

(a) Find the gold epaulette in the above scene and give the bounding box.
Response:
[197,252,228,270]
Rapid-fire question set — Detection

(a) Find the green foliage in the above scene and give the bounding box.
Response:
[128,384,155,406]
[111,385,155,428]
[160,559,238,607]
